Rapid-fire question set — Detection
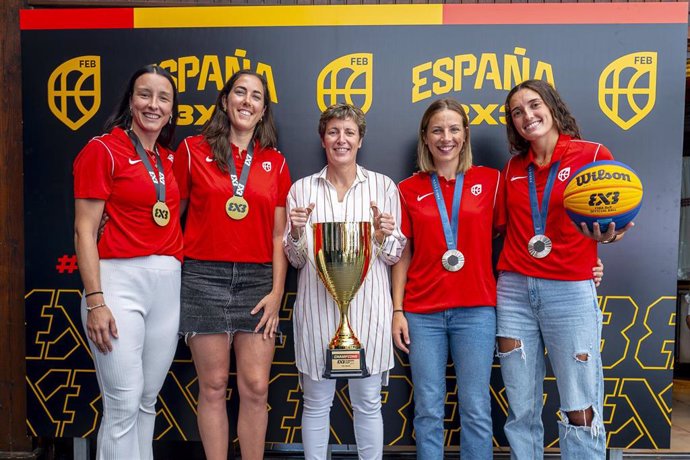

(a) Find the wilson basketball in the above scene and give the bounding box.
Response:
[563,160,643,232]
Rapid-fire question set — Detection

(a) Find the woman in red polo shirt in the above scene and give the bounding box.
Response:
[74,64,183,460]
[495,79,631,459]
[391,98,499,459]
[173,70,291,460]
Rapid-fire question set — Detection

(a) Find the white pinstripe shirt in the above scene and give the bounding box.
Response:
[283,165,406,382]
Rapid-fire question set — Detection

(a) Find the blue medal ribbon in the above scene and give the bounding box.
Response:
[527,161,560,236]
[430,172,464,251]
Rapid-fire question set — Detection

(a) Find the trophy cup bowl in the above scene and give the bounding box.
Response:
[313,221,372,378]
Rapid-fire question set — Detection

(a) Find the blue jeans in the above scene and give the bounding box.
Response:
[407,307,496,460]
[496,271,605,460]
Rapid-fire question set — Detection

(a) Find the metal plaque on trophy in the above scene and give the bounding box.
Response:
[313,221,373,379]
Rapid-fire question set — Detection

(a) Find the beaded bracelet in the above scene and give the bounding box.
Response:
[85,290,103,298]
[86,303,107,312]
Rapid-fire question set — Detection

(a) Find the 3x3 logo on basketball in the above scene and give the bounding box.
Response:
[588,191,620,208]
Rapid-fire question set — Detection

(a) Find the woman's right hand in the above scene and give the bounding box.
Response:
[86,302,118,354]
[392,311,410,354]
[289,203,315,240]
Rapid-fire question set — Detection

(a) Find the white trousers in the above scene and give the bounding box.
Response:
[81,256,181,460]
[301,373,383,460]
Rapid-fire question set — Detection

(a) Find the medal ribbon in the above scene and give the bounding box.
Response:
[527,161,560,236]
[228,141,254,197]
[430,172,464,251]
[127,130,166,202]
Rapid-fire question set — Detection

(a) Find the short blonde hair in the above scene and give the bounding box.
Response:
[417,98,472,173]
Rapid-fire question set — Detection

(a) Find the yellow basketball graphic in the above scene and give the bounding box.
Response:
[598,51,656,131]
[47,56,101,131]
[563,161,643,231]
[316,53,373,113]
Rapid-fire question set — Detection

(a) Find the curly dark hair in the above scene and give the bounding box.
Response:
[504,79,581,156]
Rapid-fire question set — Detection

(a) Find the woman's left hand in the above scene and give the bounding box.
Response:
[251,291,282,340]
[372,201,395,244]
[574,221,634,244]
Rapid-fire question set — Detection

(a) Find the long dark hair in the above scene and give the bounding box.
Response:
[201,70,277,172]
[103,64,179,149]
[504,79,581,156]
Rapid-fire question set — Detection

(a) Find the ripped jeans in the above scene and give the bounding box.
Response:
[496,271,605,460]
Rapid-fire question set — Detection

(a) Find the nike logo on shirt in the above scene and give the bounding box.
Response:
[510,175,528,181]
[205,156,215,163]
[128,158,143,165]
[417,192,434,201]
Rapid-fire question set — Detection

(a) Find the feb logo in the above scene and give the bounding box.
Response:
[48,56,101,131]
[598,52,657,130]
[317,53,373,113]
[558,167,571,182]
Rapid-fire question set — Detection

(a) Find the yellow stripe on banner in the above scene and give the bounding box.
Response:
[134,5,442,29]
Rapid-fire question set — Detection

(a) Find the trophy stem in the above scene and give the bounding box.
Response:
[328,302,362,350]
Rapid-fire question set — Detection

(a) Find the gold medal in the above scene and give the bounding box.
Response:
[226,195,249,220]
[152,201,170,227]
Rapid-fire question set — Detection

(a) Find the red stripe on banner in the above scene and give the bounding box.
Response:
[443,3,688,25]
[20,9,134,30]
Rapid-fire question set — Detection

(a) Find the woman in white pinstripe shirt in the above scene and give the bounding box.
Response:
[283,103,407,460]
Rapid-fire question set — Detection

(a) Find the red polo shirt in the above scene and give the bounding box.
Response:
[495,134,613,280]
[73,127,184,262]
[399,166,500,313]
[174,135,291,263]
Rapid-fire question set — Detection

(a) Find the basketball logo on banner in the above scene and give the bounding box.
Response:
[317,53,373,113]
[47,56,101,131]
[598,51,657,131]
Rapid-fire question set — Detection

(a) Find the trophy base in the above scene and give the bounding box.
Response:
[323,348,369,379]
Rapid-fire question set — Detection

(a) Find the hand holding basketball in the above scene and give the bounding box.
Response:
[575,220,634,244]
[564,160,642,242]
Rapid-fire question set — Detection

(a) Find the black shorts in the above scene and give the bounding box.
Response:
[179,259,275,339]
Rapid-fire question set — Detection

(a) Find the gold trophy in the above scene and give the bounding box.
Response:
[313,221,373,379]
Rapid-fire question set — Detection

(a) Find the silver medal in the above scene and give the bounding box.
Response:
[442,249,465,272]
[528,234,552,259]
